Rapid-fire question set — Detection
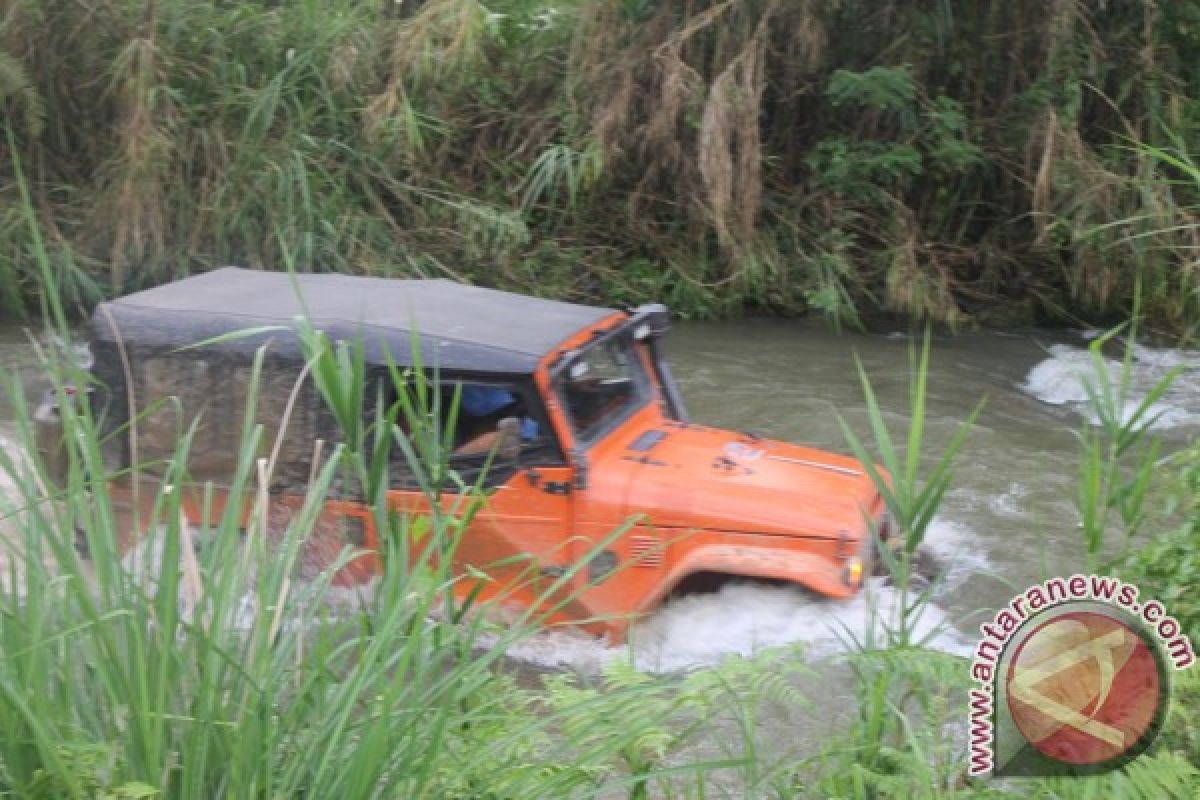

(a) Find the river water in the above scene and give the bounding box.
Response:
[2,319,1197,674]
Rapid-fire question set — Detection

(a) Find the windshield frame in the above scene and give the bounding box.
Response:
[550,322,654,448]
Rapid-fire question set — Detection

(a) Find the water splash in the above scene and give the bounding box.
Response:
[1022,342,1200,431]
[498,577,974,675]
[633,578,972,672]
[919,517,992,587]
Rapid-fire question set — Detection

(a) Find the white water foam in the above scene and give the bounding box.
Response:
[919,517,992,588]
[985,482,1028,518]
[1022,341,1200,431]
[498,628,623,673]
[498,577,974,675]
[630,578,972,672]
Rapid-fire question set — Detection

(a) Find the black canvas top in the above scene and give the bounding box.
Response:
[91,268,619,373]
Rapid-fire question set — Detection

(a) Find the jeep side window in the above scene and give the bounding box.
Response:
[560,335,649,443]
[450,383,531,457]
[379,374,558,489]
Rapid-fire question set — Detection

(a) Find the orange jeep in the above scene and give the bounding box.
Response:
[80,268,886,642]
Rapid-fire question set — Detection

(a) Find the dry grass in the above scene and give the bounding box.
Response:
[1,0,1198,330]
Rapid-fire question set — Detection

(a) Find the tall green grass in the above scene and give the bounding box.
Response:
[839,331,983,649]
[1073,323,1178,570]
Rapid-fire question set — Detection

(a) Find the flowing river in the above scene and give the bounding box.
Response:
[2,318,1197,674]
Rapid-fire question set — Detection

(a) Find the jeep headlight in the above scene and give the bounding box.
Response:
[844,556,864,587]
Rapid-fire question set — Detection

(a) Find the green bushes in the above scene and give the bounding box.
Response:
[1119,440,1200,766]
[2,0,1199,329]
[1120,442,1200,642]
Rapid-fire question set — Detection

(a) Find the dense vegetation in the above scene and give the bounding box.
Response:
[2,0,1199,330]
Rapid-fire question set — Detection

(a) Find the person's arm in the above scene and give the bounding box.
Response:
[454,417,521,461]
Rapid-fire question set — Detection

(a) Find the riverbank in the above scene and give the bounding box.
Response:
[3,1,1199,332]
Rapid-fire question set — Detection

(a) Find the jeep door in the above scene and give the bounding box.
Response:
[546,327,674,640]
[382,375,584,623]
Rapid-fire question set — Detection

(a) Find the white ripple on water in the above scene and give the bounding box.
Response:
[628,578,972,673]
[1022,341,1200,430]
[919,516,993,586]
[500,575,976,676]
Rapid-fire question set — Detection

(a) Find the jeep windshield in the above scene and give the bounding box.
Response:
[557,328,651,444]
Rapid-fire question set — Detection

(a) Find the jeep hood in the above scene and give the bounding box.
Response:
[615,423,882,540]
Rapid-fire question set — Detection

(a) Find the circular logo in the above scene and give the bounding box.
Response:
[1005,610,1167,767]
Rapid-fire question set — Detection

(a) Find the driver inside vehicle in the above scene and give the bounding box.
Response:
[452,384,539,457]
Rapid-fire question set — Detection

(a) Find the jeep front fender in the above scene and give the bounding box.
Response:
[654,543,858,608]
